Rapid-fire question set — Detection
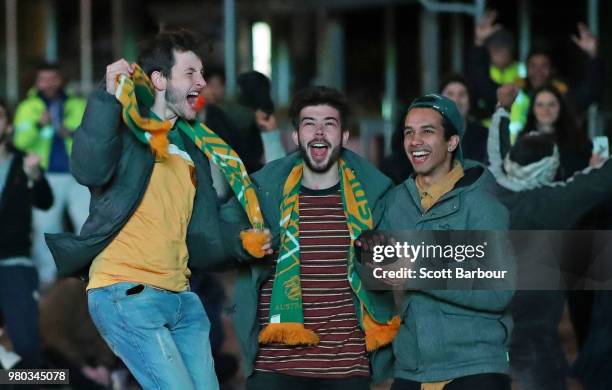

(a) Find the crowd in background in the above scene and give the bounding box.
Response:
[0,8,610,390]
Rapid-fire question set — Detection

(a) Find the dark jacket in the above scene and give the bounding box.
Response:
[0,150,53,260]
[378,160,514,382]
[219,149,396,383]
[45,90,227,278]
[462,119,489,164]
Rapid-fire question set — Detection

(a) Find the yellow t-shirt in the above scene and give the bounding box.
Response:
[87,144,196,292]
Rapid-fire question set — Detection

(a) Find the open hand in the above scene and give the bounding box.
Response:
[475,10,502,46]
[572,22,597,58]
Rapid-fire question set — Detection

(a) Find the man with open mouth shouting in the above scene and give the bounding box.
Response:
[45,29,271,389]
[220,86,399,390]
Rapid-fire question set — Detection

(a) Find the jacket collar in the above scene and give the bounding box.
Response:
[404,159,488,212]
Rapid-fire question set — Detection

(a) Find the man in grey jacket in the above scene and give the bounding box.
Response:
[372,95,514,389]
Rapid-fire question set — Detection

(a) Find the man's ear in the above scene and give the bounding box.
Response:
[447,134,460,153]
[291,129,299,147]
[341,129,349,146]
[150,71,167,91]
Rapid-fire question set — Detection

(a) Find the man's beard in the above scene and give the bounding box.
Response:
[165,82,193,121]
[298,140,342,173]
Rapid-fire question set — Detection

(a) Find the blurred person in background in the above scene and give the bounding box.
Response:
[467,11,521,122]
[0,99,53,369]
[13,63,87,290]
[203,68,227,105]
[468,10,603,135]
[519,86,593,180]
[221,71,286,173]
[440,75,489,164]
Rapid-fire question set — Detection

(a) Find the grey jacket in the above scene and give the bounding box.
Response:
[378,160,515,382]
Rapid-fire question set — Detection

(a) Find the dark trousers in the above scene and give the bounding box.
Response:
[0,265,40,368]
[247,371,370,390]
[391,373,511,390]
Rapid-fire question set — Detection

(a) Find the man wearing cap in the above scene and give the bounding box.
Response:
[376,94,513,389]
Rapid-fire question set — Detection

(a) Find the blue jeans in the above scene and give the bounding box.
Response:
[87,282,218,390]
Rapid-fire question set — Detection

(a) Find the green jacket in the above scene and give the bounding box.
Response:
[220,149,396,383]
[13,88,86,169]
[45,90,227,278]
[378,160,515,382]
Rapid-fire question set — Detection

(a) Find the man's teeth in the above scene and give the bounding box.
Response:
[187,92,199,97]
[311,143,328,148]
[412,151,429,157]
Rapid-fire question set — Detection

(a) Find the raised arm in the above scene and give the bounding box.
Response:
[70,60,134,187]
[487,84,517,183]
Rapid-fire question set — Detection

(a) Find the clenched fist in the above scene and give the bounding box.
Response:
[105,59,135,96]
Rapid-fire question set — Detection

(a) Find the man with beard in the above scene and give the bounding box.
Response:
[376,94,513,389]
[220,86,399,389]
[45,30,271,389]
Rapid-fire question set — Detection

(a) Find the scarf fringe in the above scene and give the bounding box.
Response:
[259,323,319,346]
[240,229,271,258]
[363,313,400,351]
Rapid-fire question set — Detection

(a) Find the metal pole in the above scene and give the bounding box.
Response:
[450,13,464,73]
[420,8,439,95]
[518,0,531,64]
[224,0,237,98]
[80,0,93,94]
[6,0,18,105]
[112,0,124,59]
[383,6,397,155]
[45,0,58,63]
[587,0,599,34]
[587,0,599,137]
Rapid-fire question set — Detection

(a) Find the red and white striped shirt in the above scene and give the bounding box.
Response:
[254,185,370,378]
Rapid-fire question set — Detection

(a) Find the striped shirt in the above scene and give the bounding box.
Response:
[254,184,370,378]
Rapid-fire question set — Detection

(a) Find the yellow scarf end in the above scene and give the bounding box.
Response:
[259,323,319,346]
[240,229,271,258]
[364,314,400,351]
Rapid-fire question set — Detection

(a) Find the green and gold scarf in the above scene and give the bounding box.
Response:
[258,159,399,351]
[113,65,264,230]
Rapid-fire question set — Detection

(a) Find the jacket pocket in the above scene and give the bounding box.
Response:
[440,304,508,362]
